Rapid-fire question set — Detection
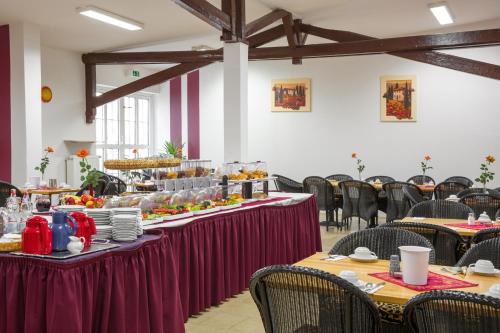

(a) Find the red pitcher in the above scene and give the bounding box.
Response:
[22,216,52,254]
[69,212,96,248]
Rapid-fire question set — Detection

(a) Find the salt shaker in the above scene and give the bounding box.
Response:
[467,212,475,226]
[389,255,400,277]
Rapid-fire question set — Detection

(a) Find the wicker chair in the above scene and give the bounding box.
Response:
[470,227,500,244]
[402,185,425,207]
[272,174,304,193]
[459,193,500,219]
[457,187,500,198]
[325,174,353,223]
[250,265,381,333]
[407,200,473,219]
[456,237,500,267]
[383,182,419,223]
[77,171,127,197]
[444,176,474,187]
[404,290,500,333]
[0,181,23,207]
[406,175,435,185]
[303,176,335,230]
[329,228,436,263]
[381,222,466,266]
[339,180,379,229]
[433,181,469,200]
[365,176,395,214]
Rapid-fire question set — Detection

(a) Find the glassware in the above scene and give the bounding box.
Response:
[19,191,32,231]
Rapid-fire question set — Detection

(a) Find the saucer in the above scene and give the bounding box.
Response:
[349,254,378,262]
[471,267,500,276]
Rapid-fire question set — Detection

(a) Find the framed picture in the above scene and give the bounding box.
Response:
[380,75,416,122]
[271,78,311,112]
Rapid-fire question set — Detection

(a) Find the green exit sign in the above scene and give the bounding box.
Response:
[131,70,140,78]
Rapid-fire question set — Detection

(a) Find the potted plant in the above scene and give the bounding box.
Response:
[352,153,365,180]
[475,155,495,192]
[164,141,185,159]
[34,146,54,180]
[76,149,101,196]
[421,155,433,176]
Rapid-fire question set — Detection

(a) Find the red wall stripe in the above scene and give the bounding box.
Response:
[169,77,182,145]
[0,25,11,182]
[187,70,200,159]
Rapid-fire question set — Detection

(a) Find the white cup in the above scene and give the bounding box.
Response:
[487,284,500,298]
[30,176,41,188]
[470,260,495,274]
[354,247,376,259]
[399,246,432,285]
[339,270,358,284]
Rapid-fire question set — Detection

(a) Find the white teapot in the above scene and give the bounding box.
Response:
[67,236,85,254]
[478,212,492,223]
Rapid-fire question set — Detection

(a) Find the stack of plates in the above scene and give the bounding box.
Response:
[111,208,143,238]
[94,225,113,239]
[85,208,111,226]
[111,214,138,242]
[56,205,85,214]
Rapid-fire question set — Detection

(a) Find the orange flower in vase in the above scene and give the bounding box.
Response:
[76,149,89,158]
[421,155,433,176]
[424,155,431,161]
[351,152,357,159]
[46,146,55,153]
[476,155,496,191]
[486,155,496,164]
[132,148,139,158]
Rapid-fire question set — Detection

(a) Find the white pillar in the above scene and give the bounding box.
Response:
[223,42,248,162]
[9,23,42,186]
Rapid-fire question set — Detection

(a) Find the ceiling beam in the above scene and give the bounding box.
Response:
[300,24,375,42]
[292,19,306,65]
[221,0,235,41]
[247,24,286,48]
[85,64,96,124]
[232,0,245,41]
[245,9,289,37]
[92,62,212,108]
[82,50,222,64]
[172,0,231,31]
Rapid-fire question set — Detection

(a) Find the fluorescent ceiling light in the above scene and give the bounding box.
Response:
[429,2,454,25]
[78,6,143,31]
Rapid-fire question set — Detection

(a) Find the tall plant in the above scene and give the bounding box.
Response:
[76,149,101,194]
[35,146,54,179]
[352,153,365,180]
[163,141,184,159]
[475,155,495,190]
[421,155,433,176]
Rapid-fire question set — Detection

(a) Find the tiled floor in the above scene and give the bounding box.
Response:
[185,213,380,333]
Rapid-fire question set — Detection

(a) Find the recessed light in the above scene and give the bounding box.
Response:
[429,2,454,25]
[78,6,143,31]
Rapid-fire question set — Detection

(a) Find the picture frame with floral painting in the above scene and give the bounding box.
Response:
[380,75,416,122]
[271,78,311,112]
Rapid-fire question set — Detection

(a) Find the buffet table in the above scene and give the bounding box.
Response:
[0,232,185,333]
[147,193,321,320]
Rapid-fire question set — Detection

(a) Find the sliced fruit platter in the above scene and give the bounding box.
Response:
[190,200,220,215]
[142,204,193,222]
[61,194,105,209]
[214,197,243,210]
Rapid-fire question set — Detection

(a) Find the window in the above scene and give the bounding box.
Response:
[95,92,154,175]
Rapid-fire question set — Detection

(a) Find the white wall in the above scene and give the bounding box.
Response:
[198,46,500,186]
[41,46,95,183]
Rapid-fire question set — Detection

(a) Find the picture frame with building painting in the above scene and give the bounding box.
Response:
[380,75,416,122]
[271,78,311,112]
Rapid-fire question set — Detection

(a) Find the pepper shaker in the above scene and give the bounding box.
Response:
[389,254,400,277]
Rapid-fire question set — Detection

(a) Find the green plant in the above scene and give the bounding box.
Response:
[163,140,185,159]
[35,146,54,179]
[421,155,433,175]
[475,155,495,189]
[76,149,102,189]
[352,152,365,180]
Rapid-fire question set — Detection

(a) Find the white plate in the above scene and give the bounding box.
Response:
[219,203,242,210]
[192,207,220,215]
[471,267,500,276]
[164,212,194,220]
[348,254,378,263]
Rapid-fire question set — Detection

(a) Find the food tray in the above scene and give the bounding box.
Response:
[10,242,120,260]
[104,158,181,170]
[164,212,194,221]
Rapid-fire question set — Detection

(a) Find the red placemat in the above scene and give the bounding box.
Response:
[444,223,498,231]
[368,271,478,292]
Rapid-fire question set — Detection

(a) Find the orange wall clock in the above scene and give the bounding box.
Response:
[41,86,53,103]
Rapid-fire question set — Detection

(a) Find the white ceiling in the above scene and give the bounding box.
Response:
[0,0,498,52]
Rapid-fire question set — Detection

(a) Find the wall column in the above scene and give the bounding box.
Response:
[9,23,43,186]
[223,42,248,162]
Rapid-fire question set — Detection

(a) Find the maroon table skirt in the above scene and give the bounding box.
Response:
[157,195,321,320]
[0,232,185,333]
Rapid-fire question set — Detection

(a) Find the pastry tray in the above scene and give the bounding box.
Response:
[10,242,120,260]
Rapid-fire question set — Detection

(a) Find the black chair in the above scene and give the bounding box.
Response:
[402,185,425,207]
[303,176,335,230]
[407,175,435,185]
[457,187,500,198]
[381,222,466,266]
[272,174,303,193]
[407,200,473,219]
[383,182,419,223]
[365,176,395,184]
[459,193,500,219]
[0,181,23,207]
[329,228,436,263]
[250,265,381,333]
[325,174,353,224]
[339,180,379,229]
[77,171,127,197]
[404,290,500,333]
[444,176,474,187]
[470,227,500,244]
[457,237,500,267]
[433,181,469,200]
